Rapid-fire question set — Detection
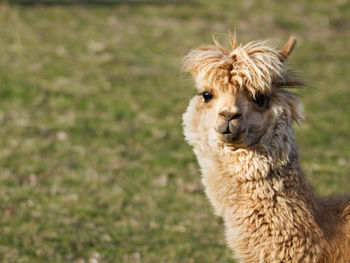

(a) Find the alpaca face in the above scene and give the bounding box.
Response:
[183,36,304,151]
[183,82,276,149]
[213,88,272,147]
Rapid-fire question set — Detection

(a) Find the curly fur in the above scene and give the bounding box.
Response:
[182,34,350,262]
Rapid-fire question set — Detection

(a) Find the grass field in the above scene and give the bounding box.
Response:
[0,0,349,262]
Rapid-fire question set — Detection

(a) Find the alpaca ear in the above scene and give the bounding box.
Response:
[279,36,297,62]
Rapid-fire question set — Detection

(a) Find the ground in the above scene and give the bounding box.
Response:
[0,0,349,262]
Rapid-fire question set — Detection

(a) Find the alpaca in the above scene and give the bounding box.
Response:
[182,33,350,263]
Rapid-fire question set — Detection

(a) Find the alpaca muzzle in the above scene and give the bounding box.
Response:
[216,119,242,143]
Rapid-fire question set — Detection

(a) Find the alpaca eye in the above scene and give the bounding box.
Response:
[253,93,270,107]
[201,91,213,103]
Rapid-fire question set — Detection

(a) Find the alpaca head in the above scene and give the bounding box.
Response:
[183,34,304,152]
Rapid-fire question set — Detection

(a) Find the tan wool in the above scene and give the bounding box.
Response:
[182,34,350,263]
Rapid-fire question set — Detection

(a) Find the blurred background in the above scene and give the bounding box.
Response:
[0,0,349,262]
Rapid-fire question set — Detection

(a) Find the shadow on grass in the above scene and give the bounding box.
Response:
[2,0,197,7]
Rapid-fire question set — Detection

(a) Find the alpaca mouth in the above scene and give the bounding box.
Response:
[218,130,244,143]
[216,121,244,143]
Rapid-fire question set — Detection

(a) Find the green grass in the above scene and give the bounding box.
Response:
[0,0,349,262]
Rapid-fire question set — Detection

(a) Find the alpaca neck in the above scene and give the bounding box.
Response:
[198,131,320,217]
[197,135,328,261]
[198,144,314,215]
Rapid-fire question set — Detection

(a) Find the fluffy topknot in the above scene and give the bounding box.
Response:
[183,33,300,97]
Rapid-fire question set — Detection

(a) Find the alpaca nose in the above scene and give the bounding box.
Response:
[219,108,242,121]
